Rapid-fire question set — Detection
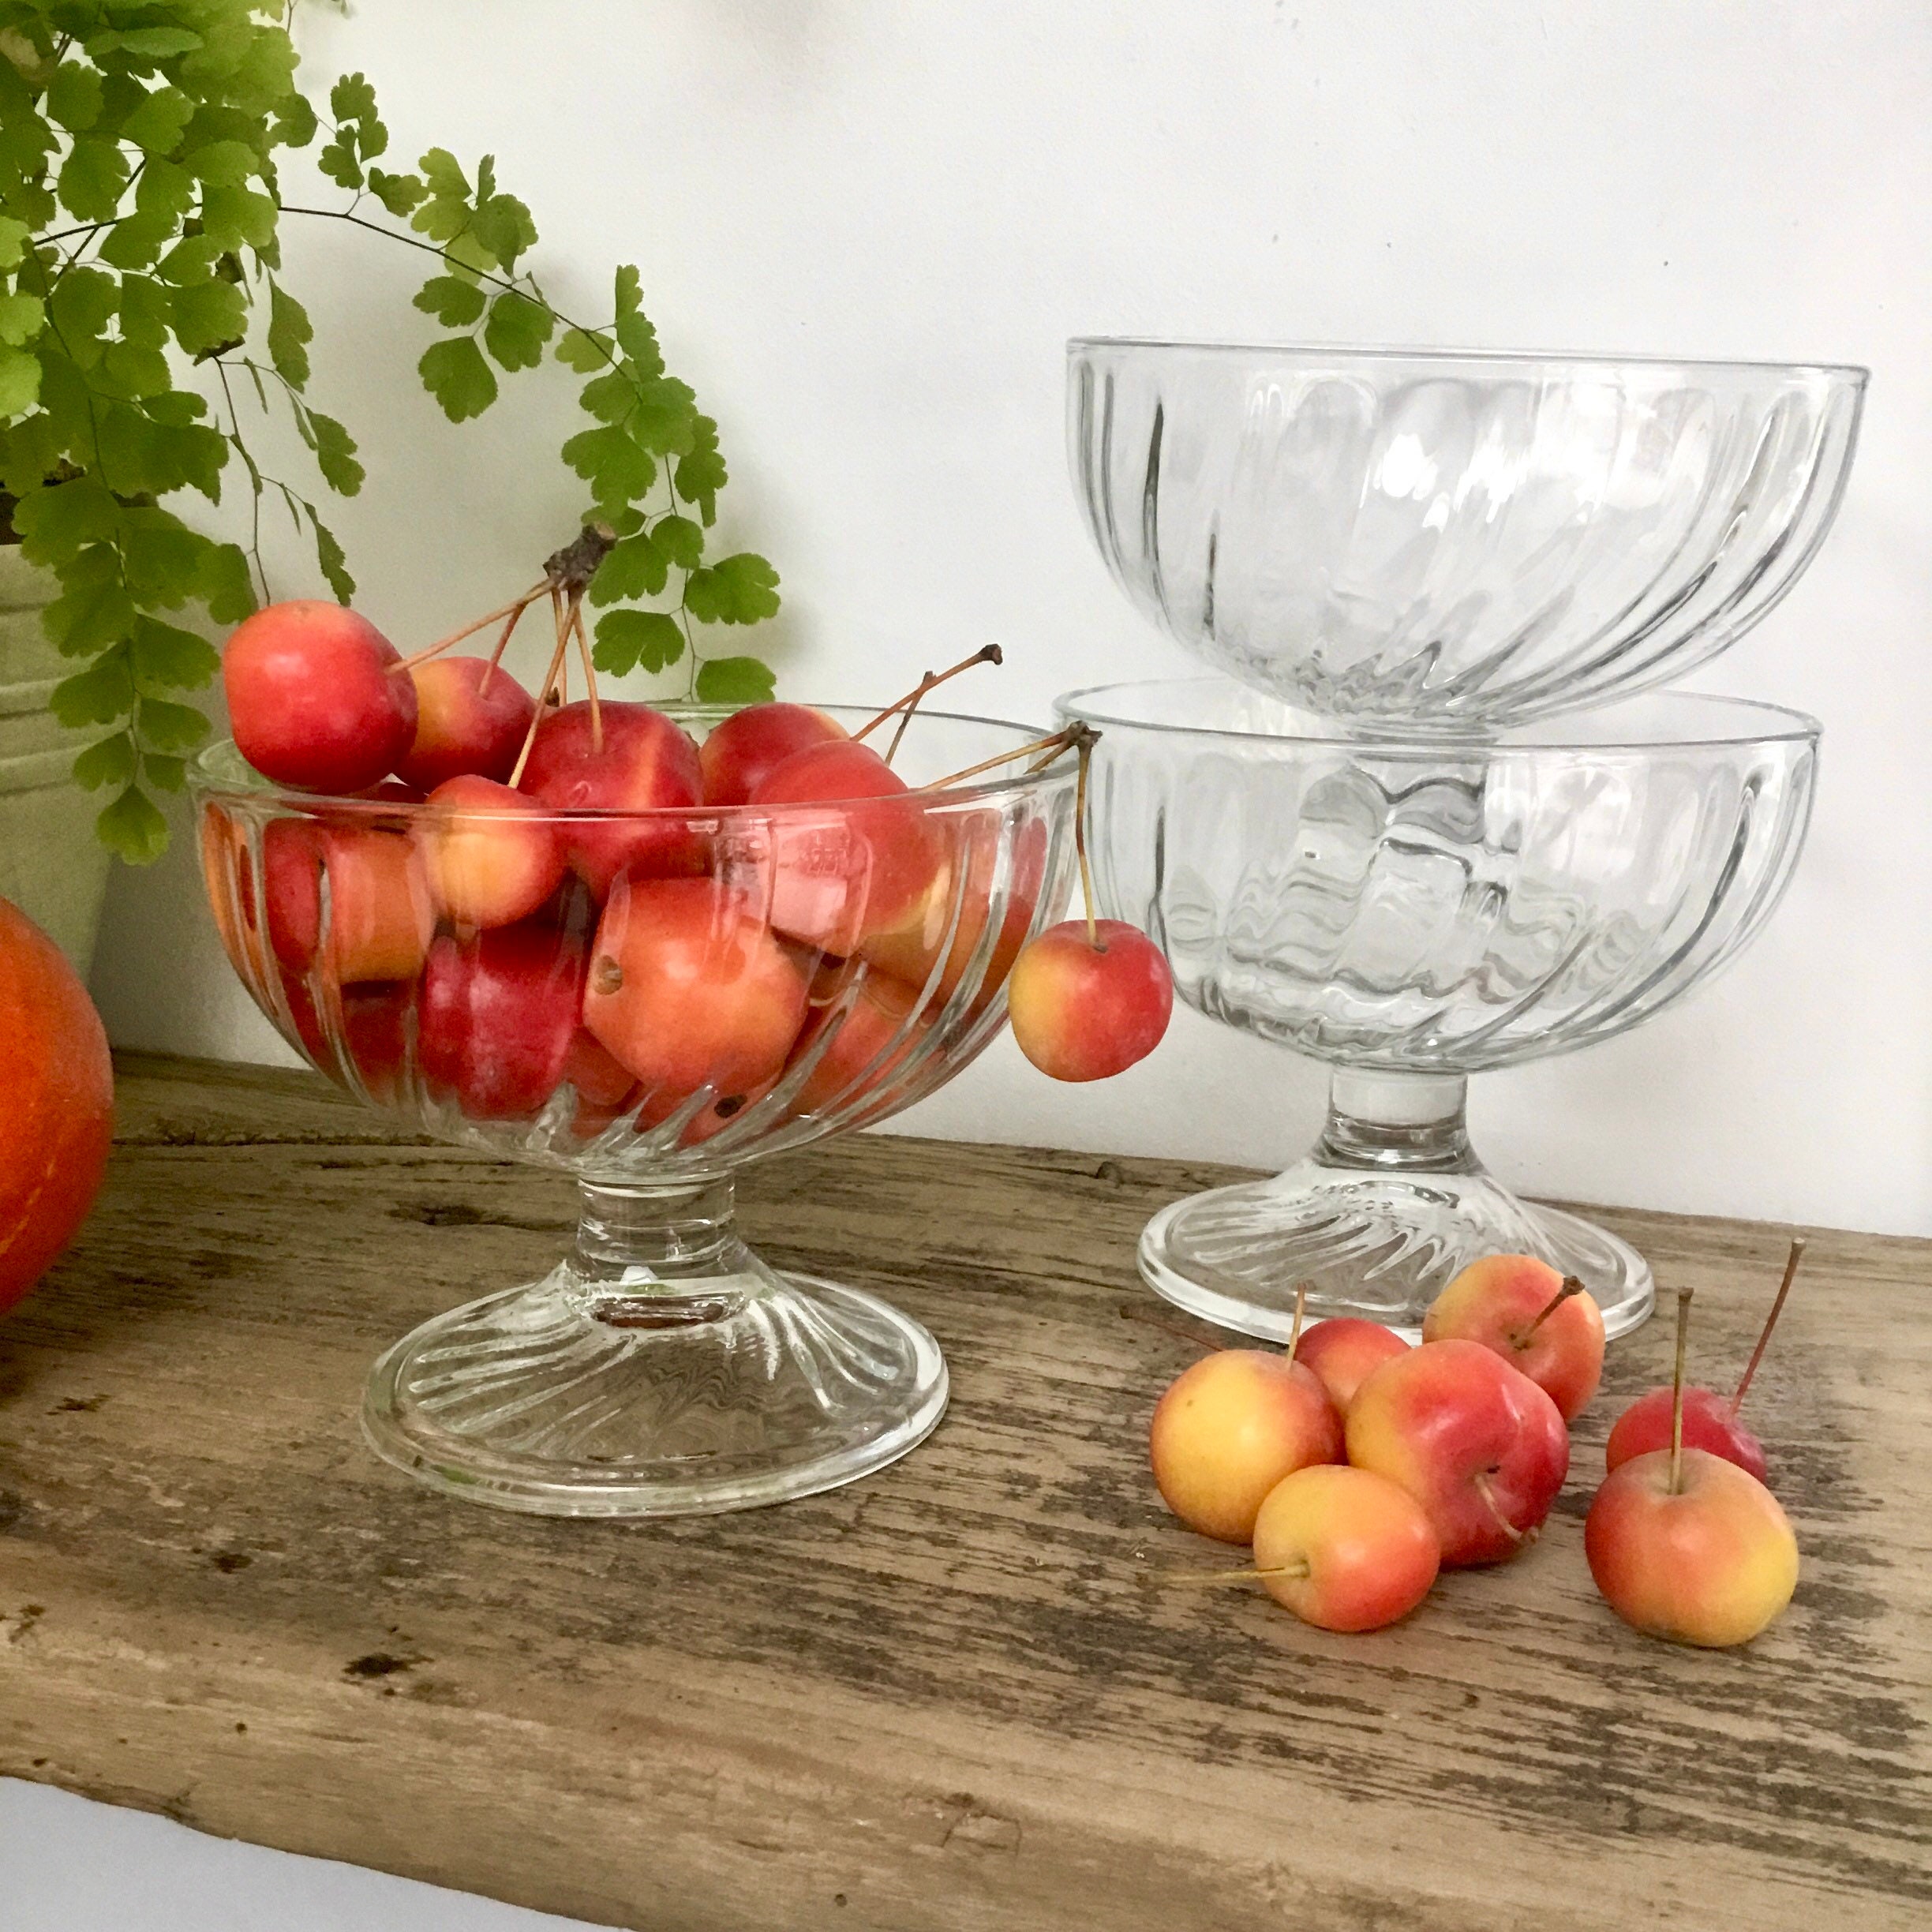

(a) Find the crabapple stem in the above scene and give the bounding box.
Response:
[570,599,601,755]
[1074,729,1099,949]
[1471,1471,1528,1545]
[919,721,1095,793]
[476,595,532,695]
[1284,1282,1309,1368]
[1731,1237,1805,1417]
[507,590,576,790]
[1669,1286,1693,1496]
[1514,1275,1585,1348]
[1147,1561,1312,1587]
[852,644,1004,748]
[883,682,927,766]
[392,582,548,674]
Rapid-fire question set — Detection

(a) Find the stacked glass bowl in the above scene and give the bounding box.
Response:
[1056,340,1866,1340]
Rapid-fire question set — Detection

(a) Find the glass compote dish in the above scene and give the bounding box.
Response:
[1056,680,1818,1339]
[190,706,1076,1516]
[1068,340,1864,729]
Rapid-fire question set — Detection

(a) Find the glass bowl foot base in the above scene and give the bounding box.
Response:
[1139,1161,1653,1342]
[362,1249,948,1518]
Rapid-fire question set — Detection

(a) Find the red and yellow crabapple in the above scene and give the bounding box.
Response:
[582,877,809,1109]
[1345,1339,1570,1567]
[1149,1348,1345,1544]
[1586,1449,1799,1647]
[700,702,848,807]
[519,700,706,897]
[1422,1253,1606,1422]
[417,775,565,930]
[1251,1464,1441,1633]
[1007,919,1172,1082]
[397,655,537,791]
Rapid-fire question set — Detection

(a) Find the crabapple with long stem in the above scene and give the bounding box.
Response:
[1603,1239,1806,1482]
[1007,733,1172,1081]
[1249,1464,1441,1633]
[519,700,706,897]
[1586,1288,1799,1646]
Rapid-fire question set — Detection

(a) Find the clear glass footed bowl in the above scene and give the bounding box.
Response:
[1055,679,1819,1339]
[1068,339,1865,728]
[189,706,1076,1517]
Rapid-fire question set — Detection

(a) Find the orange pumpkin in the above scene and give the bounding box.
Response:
[0,897,114,1314]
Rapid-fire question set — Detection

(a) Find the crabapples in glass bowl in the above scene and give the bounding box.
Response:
[190,705,1078,1518]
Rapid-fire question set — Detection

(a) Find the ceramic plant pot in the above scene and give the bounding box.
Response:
[0,546,110,972]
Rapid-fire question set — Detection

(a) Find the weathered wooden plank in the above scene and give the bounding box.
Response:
[1,1053,1926,1930]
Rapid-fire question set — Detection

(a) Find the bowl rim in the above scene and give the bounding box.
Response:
[188,701,1082,819]
[1054,680,1823,754]
[1065,336,1871,386]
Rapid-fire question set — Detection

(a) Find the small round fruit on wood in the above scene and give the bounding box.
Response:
[0,897,114,1314]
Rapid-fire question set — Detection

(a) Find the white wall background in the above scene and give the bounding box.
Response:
[94,0,1932,1249]
[30,7,1932,1930]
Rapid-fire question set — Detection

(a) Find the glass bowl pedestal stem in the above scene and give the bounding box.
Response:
[364,1172,947,1517]
[1140,1066,1648,1342]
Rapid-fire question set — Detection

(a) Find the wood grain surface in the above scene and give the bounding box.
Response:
[1,1054,1927,1930]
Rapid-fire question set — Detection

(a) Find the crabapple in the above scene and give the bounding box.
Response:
[418,923,585,1121]
[1586,1450,1799,1647]
[582,877,808,1106]
[1345,1340,1569,1567]
[699,702,848,807]
[1251,1465,1440,1633]
[1605,1386,1768,1485]
[264,821,432,986]
[518,700,705,897]
[224,601,416,794]
[1006,919,1172,1082]
[1422,1253,1606,1421]
[1149,1349,1344,1544]
[859,815,1047,1008]
[1603,1239,1803,1485]
[560,1028,640,1140]
[745,739,945,955]
[417,775,565,930]
[280,972,412,1103]
[1295,1318,1410,1415]
[785,972,930,1118]
[397,656,537,790]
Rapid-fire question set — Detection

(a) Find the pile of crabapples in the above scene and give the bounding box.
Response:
[1148,1242,1807,1649]
[208,537,1172,1134]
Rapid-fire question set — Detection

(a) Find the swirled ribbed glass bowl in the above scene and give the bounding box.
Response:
[1056,679,1819,1339]
[1069,340,1863,728]
[189,706,1076,1516]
